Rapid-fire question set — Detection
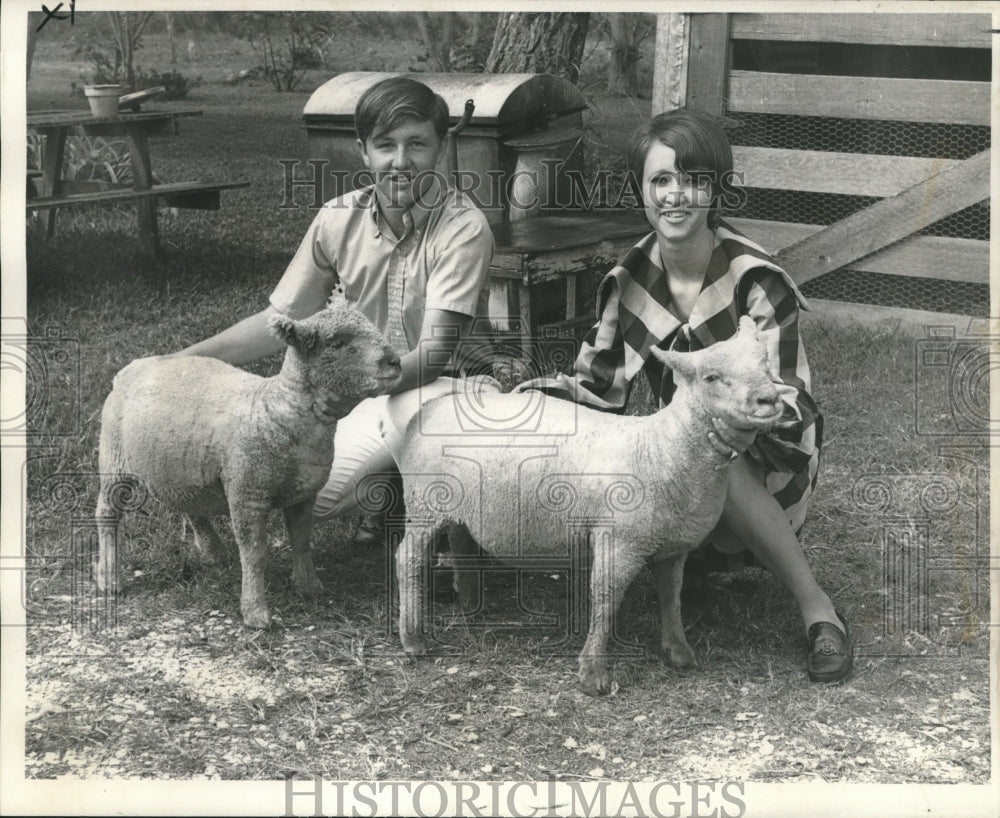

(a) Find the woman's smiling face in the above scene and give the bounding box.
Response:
[641,141,714,243]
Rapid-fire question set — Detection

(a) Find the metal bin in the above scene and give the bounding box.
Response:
[302,71,589,223]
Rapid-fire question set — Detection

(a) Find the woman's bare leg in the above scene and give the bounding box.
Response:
[713,456,843,634]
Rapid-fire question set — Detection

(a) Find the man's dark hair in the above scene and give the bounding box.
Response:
[355,77,450,145]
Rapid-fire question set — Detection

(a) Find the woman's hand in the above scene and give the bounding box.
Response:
[708,416,758,469]
[312,390,363,425]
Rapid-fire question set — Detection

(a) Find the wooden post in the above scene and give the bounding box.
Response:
[651,14,689,115]
[565,275,577,321]
[125,124,160,257]
[685,14,731,117]
[518,281,533,358]
[38,126,67,239]
[652,13,730,116]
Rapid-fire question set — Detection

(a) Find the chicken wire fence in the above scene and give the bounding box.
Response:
[720,112,990,317]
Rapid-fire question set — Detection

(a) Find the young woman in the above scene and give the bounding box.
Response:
[520,108,852,683]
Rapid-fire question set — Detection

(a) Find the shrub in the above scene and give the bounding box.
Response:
[133,68,199,100]
[233,12,332,92]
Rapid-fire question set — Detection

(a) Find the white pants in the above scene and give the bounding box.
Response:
[313,375,501,520]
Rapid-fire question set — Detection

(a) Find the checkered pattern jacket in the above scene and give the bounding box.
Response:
[522,220,823,531]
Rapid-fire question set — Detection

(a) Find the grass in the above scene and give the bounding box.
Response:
[19,16,991,786]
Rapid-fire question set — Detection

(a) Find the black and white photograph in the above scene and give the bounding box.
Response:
[1,1,995,815]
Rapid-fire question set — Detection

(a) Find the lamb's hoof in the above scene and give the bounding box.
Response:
[661,641,697,669]
[242,606,272,630]
[652,640,698,668]
[95,571,120,597]
[294,573,325,598]
[400,634,428,656]
[578,666,611,697]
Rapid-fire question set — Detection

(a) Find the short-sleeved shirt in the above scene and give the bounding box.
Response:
[270,180,495,373]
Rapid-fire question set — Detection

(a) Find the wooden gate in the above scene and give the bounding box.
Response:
[652,12,991,301]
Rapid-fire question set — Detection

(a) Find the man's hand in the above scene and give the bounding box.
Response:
[708,416,758,468]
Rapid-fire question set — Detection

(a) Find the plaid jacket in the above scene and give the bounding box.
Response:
[522,221,822,531]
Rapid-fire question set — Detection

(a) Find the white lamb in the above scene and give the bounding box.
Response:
[95,303,401,628]
[394,315,783,695]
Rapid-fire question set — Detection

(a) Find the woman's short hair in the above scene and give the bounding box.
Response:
[627,108,734,228]
[355,77,450,145]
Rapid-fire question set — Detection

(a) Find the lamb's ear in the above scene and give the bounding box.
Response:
[649,346,696,380]
[268,315,318,352]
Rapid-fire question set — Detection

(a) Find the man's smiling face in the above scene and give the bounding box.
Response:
[358,118,445,211]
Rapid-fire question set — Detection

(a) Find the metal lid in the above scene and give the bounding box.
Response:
[303,71,587,135]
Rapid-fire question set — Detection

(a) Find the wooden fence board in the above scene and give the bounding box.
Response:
[775,149,990,286]
[686,13,731,117]
[652,13,689,113]
[727,218,988,285]
[731,13,991,48]
[733,146,962,197]
[729,71,990,125]
[801,299,983,336]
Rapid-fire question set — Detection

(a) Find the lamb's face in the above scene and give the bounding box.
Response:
[270,305,402,399]
[652,316,783,431]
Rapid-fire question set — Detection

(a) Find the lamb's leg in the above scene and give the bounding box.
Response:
[578,544,644,696]
[228,504,271,629]
[443,522,481,613]
[397,526,434,655]
[284,499,323,597]
[95,478,123,596]
[186,515,235,566]
[650,554,697,668]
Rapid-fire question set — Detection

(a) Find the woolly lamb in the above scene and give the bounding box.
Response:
[395,316,783,695]
[96,303,401,628]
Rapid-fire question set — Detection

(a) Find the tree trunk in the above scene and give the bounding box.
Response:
[485,12,590,85]
[466,13,481,49]
[166,12,177,69]
[606,13,653,96]
[415,12,456,73]
[108,11,154,91]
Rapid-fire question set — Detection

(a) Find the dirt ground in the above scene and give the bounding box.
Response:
[13,11,996,814]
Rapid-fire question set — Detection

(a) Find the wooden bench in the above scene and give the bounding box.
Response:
[26,180,251,213]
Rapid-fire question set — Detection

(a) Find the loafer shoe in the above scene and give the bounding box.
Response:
[806,612,853,683]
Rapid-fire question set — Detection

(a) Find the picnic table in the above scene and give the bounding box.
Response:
[26,108,250,256]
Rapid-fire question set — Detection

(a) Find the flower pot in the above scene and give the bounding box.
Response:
[84,85,122,118]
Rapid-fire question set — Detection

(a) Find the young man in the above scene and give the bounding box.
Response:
[175,77,497,539]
